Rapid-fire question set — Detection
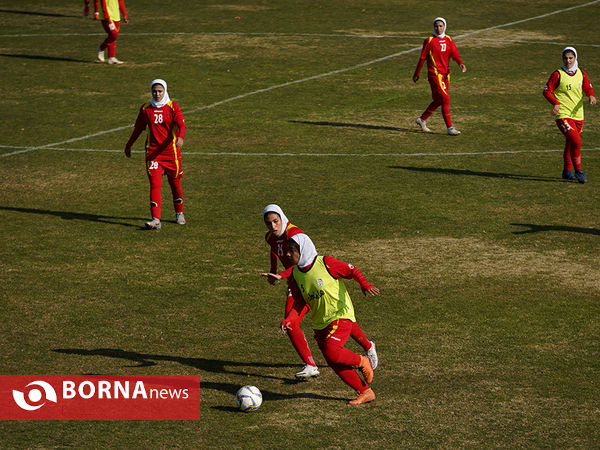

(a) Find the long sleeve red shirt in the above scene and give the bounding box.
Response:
[414,35,463,78]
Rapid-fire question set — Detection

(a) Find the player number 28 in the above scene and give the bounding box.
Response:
[154,113,164,124]
[148,161,159,170]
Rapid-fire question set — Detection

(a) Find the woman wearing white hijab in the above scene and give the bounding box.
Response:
[543,47,596,183]
[262,204,320,379]
[125,79,187,229]
[413,17,466,135]
[261,233,380,405]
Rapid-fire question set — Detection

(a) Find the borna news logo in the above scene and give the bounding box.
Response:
[1,375,201,420]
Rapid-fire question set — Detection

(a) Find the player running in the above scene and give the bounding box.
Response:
[543,46,596,183]
[262,234,380,405]
[413,17,466,136]
[262,205,378,380]
[96,0,128,64]
[125,79,187,229]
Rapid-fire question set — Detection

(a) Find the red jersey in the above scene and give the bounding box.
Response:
[265,222,303,273]
[543,68,595,106]
[126,101,186,162]
[414,35,463,78]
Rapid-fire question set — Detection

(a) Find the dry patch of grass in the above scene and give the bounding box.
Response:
[460,29,566,49]
[338,236,599,291]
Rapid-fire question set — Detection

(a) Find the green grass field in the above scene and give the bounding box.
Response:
[1,0,599,447]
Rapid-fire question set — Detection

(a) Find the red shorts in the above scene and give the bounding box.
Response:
[146,157,183,179]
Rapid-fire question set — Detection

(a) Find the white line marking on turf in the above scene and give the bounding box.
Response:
[2,146,599,158]
[2,0,599,158]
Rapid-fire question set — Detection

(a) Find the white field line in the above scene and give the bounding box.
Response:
[2,145,600,158]
[2,0,599,158]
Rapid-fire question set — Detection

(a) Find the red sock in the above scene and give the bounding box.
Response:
[168,176,184,213]
[148,171,162,220]
[350,321,371,352]
[287,327,316,366]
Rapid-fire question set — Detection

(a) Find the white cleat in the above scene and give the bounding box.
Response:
[365,340,378,370]
[96,48,105,62]
[415,117,431,133]
[447,127,461,136]
[295,365,320,379]
[145,218,161,230]
[175,212,186,225]
[107,57,124,65]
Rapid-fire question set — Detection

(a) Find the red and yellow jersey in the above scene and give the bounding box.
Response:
[265,222,303,272]
[414,35,463,78]
[99,0,127,22]
[126,101,186,162]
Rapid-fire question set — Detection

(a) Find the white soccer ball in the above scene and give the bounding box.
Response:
[235,385,262,412]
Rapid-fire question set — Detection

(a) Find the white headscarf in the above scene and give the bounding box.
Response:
[262,204,289,238]
[150,79,171,108]
[433,17,447,38]
[561,46,578,74]
[290,234,318,269]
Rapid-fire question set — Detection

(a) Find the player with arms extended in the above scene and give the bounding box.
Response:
[543,46,596,183]
[413,17,466,136]
[96,0,128,64]
[125,79,187,230]
[262,234,380,405]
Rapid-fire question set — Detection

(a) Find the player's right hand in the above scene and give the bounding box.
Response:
[280,320,292,334]
[261,272,281,285]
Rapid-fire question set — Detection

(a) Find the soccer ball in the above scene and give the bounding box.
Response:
[235,385,262,412]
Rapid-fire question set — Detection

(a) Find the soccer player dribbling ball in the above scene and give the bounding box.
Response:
[125,79,187,230]
[413,17,466,136]
[543,47,596,183]
[96,0,129,64]
[262,205,379,380]
[262,234,380,405]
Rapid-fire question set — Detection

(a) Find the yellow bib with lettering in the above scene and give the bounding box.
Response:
[292,256,356,330]
[555,68,585,120]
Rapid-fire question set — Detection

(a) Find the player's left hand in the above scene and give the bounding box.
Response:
[362,286,380,297]
[460,64,467,73]
[176,137,184,148]
[124,16,129,24]
[590,96,597,106]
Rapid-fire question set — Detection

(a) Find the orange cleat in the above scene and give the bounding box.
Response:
[359,355,373,384]
[348,388,375,405]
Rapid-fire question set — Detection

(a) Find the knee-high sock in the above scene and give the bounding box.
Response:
[148,171,162,220]
[167,176,184,213]
[285,293,316,366]
[350,321,372,352]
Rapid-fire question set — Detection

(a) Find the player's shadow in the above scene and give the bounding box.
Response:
[0,206,146,228]
[390,166,561,182]
[53,348,334,388]
[54,348,343,401]
[0,9,79,18]
[290,119,419,134]
[511,223,600,235]
[0,53,90,63]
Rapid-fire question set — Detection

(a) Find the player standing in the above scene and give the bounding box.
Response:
[125,79,187,229]
[262,234,380,405]
[413,17,466,136]
[543,47,596,183]
[96,0,128,64]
